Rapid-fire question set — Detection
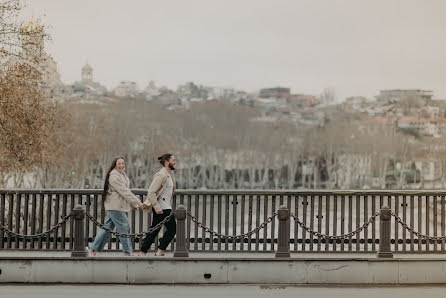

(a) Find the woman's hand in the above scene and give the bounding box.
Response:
[156,209,163,214]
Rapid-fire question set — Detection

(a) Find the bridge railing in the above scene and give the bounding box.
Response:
[1,189,446,253]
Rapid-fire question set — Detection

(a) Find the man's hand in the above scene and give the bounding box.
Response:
[156,209,163,214]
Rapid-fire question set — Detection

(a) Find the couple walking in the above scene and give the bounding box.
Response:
[87,153,177,256]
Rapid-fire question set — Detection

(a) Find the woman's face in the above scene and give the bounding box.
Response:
[115,158,125,173]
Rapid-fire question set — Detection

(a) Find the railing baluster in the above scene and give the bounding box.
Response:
[53,194,60,249]
[6,194,13,249]
[61,194,67,250]
[15,193,22,249]
[202,194,207,251]
[23,194,30,249]
[0,193,5,249]
[333,194,338,252]
[372,195,376,252]
[394,195,399,252]
[138,195,144,251]
[271,195,276,251]
[255,195,260,251]
[46,193,52,249]
[186,194,192,252]
[426,195,430,251]
[410,195,414,251]
[402,195,407,252]
[325,195,330,251]
[70,194,75,250]
[85,195,91,249]
[240,195,245,251]
[341,195,345,251]
[31,194,37,249]
[247,195,253,251]
[442,195,445,252]
[210,194,214,251]
[93,195,98,240]
[263,195,268,251]
[193,194,199,251]
[217,194,222,251]
[309,195,315,251]
[348,195,352,252]
[294,195,299,252]
[434,195,438,252]
[225,194,230,251]
[418,195,422,251]
[356,195,360,252]
[363,195,368,252]
[302,195,307,251]
[38,193,44,249]
[232,194,237,251]
[317,195,322,251]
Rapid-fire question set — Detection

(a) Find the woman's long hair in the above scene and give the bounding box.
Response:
[103,156,124,200]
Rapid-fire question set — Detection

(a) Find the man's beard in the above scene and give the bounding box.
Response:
[169,164,175,170]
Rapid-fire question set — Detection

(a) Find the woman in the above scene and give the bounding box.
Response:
[87,156,143,256]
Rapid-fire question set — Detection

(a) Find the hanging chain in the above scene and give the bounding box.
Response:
[0,213,73,239]
[391,212,446,241]
[85,212,175,238]
[290,212,380,240]
[187,211,277,240]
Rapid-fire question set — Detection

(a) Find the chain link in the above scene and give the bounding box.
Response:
[290,212,380,240]
[0,213,73,239]
[391,212,446,241]
[187,211,277,240]
[86,212,175,238]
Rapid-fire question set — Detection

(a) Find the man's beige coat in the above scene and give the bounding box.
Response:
[142,167,176,213]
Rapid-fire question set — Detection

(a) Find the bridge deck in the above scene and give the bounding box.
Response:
[1,250,446,259]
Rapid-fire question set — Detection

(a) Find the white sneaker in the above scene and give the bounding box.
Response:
[86,247,96,257]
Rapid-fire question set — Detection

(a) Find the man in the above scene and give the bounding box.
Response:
[140,153,177,256]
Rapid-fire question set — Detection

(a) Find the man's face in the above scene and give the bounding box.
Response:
[168,156,176,170]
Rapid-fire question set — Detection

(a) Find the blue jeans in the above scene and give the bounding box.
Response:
[90,210,132,254]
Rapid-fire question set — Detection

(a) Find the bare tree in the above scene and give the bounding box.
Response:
[0,0,56,178]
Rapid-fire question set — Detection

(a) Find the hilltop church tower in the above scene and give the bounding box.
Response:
[20,18,45,60]
[81,63,93,83]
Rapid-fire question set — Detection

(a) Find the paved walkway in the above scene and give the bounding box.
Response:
[1,285,446,298]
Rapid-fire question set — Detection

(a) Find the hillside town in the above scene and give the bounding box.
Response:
[6,18,446,190]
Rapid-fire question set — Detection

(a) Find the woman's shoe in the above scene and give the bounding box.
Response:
[154,253,165,256]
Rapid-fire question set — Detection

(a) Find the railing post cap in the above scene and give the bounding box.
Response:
[278,205,288,210]
[176,205,186,210]
[74,204,84,210]
[381,205,390,210]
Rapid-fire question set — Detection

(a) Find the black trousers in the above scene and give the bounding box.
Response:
[140,209,176,253]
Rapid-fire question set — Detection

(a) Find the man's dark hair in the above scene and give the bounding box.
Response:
[158,153,172,166]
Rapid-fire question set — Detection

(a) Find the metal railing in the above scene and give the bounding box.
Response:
[1,189,446,253]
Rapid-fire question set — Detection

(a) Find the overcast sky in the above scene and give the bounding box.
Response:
[23,0,446,100]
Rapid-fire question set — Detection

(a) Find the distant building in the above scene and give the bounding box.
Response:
[114,81,139,97]
[376,89,433,102]
[289,94,318,107]
[259,87,290,99]
[397,117,445,137]
[73,63,107,97]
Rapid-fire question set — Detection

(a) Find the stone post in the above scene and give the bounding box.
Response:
[377,205,393,258]
[174,205,189,257]
[71,205,87,257]
[275,205,290,258]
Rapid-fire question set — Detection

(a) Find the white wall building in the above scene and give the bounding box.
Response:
[114,81,139,97]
